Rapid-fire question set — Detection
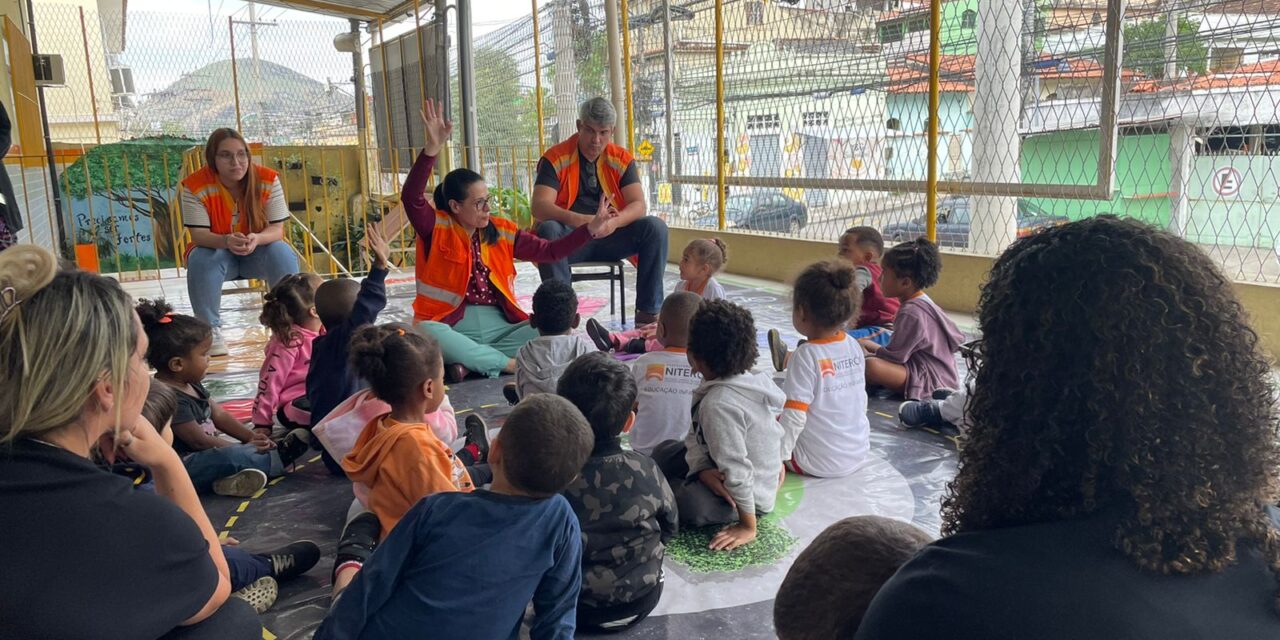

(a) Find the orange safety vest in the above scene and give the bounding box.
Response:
[542,134,633,212]
[180,165,280,235]
[413,212,524,323]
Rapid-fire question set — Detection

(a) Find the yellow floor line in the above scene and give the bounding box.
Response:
[479,403,500,409]
[237,501,250,513]
[455,408,473,415]
[225,515,238,528]
[251,488,267,499]
[269,477,284,486]
[309,455,322,463]
[218,531,229,542]
[875,412,893,419]
[262,628,277,640]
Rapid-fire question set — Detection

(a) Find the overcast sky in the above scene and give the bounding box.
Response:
[124,0,535,37]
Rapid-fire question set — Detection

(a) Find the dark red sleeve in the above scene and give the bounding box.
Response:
[402,152,438,239]
[513,225,592,263]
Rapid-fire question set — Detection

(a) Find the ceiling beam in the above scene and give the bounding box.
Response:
[256,0,387,20]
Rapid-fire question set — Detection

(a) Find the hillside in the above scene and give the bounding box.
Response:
[124,58,355,144]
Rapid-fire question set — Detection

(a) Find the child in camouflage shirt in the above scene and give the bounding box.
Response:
[557,352,679,632]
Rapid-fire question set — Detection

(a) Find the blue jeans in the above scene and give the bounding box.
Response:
[182,443,281,493]
[535,216,670,315]
[848,325,893,347]
[223,544,273,591]
[187,242,298,328]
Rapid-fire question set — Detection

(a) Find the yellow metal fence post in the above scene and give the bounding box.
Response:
[620,0,635,151]
[532,0,546,153]
[714,0,725,230]
[925,0,942,243]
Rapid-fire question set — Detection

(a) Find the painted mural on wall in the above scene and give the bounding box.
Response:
[60,137,198,272]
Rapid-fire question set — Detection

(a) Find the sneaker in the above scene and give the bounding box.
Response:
[266,540,322,582]
[464,414,490,463]
[212,468,268,497]
[276,428,314,467]
[209,328,229,357]
[231,576,278,614]
[446,363,472,384]
[585,318,614,352]
[898,400,946,429]
[931,388,957,401]
[767,329,788,372]
[502,382,520,406]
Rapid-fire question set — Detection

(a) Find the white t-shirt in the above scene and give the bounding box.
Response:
[673,276,726,301]
[630,348,703,455]
[780,334,870,477]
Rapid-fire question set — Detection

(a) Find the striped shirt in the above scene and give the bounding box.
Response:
[180,178,289,229]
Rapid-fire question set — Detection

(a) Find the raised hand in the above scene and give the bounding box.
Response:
[420,99,454,157]
[364,224,391,270]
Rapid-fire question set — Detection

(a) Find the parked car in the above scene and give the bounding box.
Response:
[882,197,1069,248]
[693,191,808,233]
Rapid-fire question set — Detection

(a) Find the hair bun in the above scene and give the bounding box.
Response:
[829,264,854,290]
[0,246,58,315]
[135,297,176,329]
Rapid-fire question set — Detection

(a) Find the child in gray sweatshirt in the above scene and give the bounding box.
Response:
[509,280,594,402]
[651,299,785,552]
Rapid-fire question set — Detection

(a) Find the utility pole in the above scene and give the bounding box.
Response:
[435,0,451,171]
[552,0,578,139]
[1163,0,1179,81]
[604,0,627,144]
[248,1,262,82]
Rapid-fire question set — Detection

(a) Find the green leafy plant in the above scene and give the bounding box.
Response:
[490,186,533,230]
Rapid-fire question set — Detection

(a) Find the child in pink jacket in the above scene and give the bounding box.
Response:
[253,272,325,436]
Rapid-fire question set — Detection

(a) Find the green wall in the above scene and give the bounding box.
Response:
[1020,130,1172,227]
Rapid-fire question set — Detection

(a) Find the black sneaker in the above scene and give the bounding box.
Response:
[931,388,957,401]
[267,540,321,582]
[585,317,614,352]
[622,337,648,354]
[464,414,491,463]
[898,400,945,429]
[276,428,314,467]
[502,382,520,406]
[767,329,788,372]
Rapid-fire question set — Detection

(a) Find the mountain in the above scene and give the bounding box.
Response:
[123,58,355,144]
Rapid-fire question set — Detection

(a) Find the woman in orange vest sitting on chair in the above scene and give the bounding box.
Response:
[409,100,619,382]
[180,128,298,357]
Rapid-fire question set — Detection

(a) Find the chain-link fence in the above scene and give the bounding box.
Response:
[459,0,1280,284]
[7,0,1280,284]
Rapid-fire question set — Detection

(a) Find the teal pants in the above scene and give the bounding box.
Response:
[417,304,539,377]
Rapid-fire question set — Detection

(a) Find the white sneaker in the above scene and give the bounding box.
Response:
[210,328,229,357]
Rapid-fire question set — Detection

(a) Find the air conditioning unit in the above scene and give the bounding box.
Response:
[32,54,65,87]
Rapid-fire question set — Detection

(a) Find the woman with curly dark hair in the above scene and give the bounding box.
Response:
[856,216,1280,639]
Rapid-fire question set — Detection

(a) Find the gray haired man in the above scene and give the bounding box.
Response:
[532,97,668,325]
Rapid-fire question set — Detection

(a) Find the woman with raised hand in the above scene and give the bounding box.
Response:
[405,100,619,381]
[0,245,261,639]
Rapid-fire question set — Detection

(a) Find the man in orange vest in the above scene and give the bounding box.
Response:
[532,97,668,325]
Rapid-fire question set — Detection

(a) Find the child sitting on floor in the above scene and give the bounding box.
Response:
[253,272,324,436]
[505,279,594,404]
[137,299,312,497]
[558,353,678,632]
[769,227,900,370]
[838,226,900,347]
[117,380,322,615]
[315,394,595,640]
[861,238,964,399]
[773,515,932,640]
[779,260,871,478]
[652,300,785,552]
[308,226,390,474]
[629,291,703,456]
[332,323,491,595]
[586,237,728,354]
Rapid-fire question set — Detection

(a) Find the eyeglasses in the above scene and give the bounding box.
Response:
[473,197,492,210]
[216,151,250,163]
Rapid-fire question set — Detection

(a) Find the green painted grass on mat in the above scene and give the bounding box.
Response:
[666,474,805,573]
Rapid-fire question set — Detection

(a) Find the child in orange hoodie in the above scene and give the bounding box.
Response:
[332,322,491,596]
